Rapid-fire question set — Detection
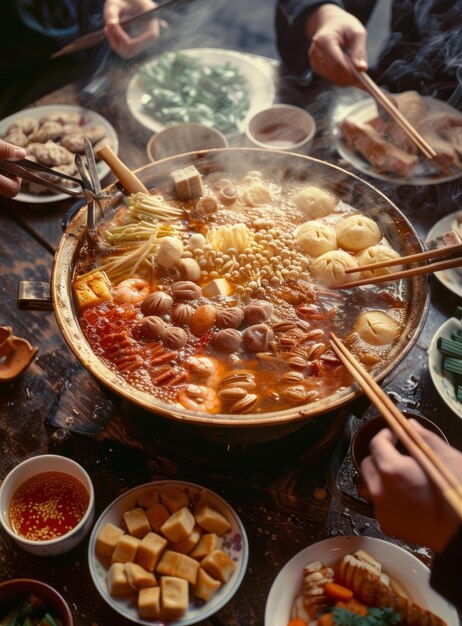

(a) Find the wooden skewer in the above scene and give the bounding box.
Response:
[336,255,462,289]
[329,332,462,519]
[350,65,453,175]
[345,242,462,274]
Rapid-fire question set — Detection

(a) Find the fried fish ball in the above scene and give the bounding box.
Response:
[28,140,73,166]
[62,125,107,153]
[293,185,337,218]
[7,116,37,135]
[336,214,382,252]
[40,111,81,125]
[357,245,402,278]
[29,121,65,143]
[354,310,399,346]
[3,131,28,147]
[294,220,337,256]
[310,250,360,286]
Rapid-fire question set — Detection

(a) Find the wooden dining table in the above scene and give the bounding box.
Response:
[1,19,462,626]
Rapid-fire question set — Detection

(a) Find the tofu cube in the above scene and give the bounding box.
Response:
[201,278,233,298]
[160,487,190,513]
[146,502,170,532]
[171,166,203,199]
[194,502,231,535]
[123,507,151,539]
[161,507,195,543]
[194,567,222,602]
[136,488,160,510]
[111,534,141,564]
[201,549,236,583]
[156,550,200,584]
[161,576,189,619]
[72,270,111,310]
[106,562,133,597]
[95,522,125,560]
[135,532,168,572]
[170,525,202,554]
[138,586,161,619]
[125,562,157,589]
[190,533,223,560]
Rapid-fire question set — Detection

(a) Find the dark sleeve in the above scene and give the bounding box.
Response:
[275,0,344,73]
[430,525,462,610]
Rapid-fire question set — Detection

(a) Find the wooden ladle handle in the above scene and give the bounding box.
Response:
[97,145,149,195]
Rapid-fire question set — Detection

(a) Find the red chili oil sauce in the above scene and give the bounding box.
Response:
[8,471,89,541]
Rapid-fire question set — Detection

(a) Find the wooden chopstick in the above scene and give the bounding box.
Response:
[336,255,462,288]
[349,65,453,175]
[345,242,462,274]
[329,332,462,518]
[51,0,190,59]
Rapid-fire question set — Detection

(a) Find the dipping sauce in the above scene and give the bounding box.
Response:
[9,471,89,541]
[253,123,308,148]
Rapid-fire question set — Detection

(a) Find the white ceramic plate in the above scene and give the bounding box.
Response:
[0,104,119,204]
[333,96,462,186]
[88,480,248,626]
[429,317,462,420]
[264,536,458,626]
[126,48,276,135]
[426,212,462,298]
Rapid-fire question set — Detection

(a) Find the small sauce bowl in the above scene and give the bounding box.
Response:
[0,454,94,556]
[244,104,316,153]
[0,579,74,626]
[147,123,228,161]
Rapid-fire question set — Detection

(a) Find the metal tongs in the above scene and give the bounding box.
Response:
[0,157,85,197]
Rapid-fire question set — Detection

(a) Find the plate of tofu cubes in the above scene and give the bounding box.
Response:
[88,480,248,624]
[429,314,462,420]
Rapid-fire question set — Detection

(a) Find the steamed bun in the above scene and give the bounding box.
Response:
[294,220,337,257]
[354,310,398,346]
[336,214,381,252]
[293,185,337,218]
[357,245,402,278]
[310,250,360,286]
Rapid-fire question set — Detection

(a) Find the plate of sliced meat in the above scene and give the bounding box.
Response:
[0,104,118,203]
[333,91,462,185]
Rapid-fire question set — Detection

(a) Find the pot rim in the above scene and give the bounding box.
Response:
[52,147,430,428]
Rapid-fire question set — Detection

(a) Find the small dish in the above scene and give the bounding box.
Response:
[245,104,316,152]
[429,316,462,420]
[0,454,95,556]
[426,212,462,298]
[264,536,458,626]
[0,578,73,626]
[147,123,228,162]
[88,479,248,626]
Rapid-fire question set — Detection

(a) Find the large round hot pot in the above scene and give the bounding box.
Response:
[49,148,429,441]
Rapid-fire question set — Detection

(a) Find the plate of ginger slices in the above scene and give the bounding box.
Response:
[88,480,248,625]
[265,536,458,626]
[0,104,118,203]
[333,90,462,186]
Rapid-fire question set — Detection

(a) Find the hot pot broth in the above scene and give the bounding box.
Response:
[72,159,410,416]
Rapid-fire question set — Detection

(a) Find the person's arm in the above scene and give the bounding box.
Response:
[0,140,26,199]
[103,0,160,59]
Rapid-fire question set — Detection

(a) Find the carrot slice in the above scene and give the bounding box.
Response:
[324,582,354,602]
[287,620,308,626]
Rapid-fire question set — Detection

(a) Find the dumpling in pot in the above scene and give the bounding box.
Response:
[293,185,337,218]
[336,214,381,252]
[354,310,398,346]
[310,250,360,286]
[357,245,402,278]
[294,220,337,257]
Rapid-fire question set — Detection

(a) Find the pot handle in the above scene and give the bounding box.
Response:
[17,281,53,311]
[326,413,375,518]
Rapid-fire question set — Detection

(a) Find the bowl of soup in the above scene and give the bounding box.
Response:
[0,454,94,556]
[0,579,74,626]
[22,148,429,442]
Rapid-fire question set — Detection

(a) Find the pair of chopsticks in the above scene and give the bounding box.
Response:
[336,241,462,289]
[330,333,462,519]
[349,64,453,176]
[51,0,190,59]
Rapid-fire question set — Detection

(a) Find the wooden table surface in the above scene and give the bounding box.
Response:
[1,40,462,626]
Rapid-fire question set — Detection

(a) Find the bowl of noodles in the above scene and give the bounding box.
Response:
[32,148,429,441]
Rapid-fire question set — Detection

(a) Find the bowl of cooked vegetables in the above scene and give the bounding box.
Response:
[0,579,73,626]
[429,314,462,420]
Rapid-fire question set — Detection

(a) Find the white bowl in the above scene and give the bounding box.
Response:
[0,454,95,556]
[88,479,248,626]
[429,317,462,420]
[265,536,458,626]
[147,123,228,161]
[245,104,316,153]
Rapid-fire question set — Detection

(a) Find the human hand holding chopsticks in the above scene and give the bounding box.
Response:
[104,0,162,59]
[0,140,26,199]
[359,422,462,553]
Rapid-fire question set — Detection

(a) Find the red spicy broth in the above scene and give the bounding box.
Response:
[9,471,89,541]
